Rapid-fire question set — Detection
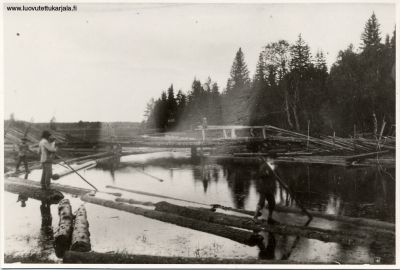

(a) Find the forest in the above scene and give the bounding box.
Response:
[144,13,395,137]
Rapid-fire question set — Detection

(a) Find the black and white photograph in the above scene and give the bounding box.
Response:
[1,1,397,267]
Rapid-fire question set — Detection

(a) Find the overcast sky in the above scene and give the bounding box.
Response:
[3,3,396,123]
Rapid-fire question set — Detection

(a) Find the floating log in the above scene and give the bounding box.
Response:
[63,251,302,264]
[4,179,64,204]
[81,194,262,246]
[71,205,91,252]
[106,185,209,207]
[115,197,155,206]
[107,185,394,232]
[55,152,113,164]
[154,202,393,246]
[5,177,121,197]
[345,150,390,163]
[52,161,97,180]
[54,199,74,257]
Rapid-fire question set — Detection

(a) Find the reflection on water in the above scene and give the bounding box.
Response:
[38,201,54,256]
[5,152,395,263]
[258,233,276,260]
[55,152,395,222]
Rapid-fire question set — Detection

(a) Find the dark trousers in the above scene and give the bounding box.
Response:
[16,155,28,172]
[257,192,276,213]
[41,163,52,189]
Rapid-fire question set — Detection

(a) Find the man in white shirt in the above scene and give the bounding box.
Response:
[38,130,57,190]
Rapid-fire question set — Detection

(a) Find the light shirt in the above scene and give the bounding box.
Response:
[39,138,56,163]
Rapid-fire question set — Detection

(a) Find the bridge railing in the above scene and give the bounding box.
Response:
[194,125,269,141]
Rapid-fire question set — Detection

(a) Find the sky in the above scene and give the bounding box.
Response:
[3,2,396,123]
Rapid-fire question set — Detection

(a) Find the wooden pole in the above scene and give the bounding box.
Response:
[56,154,98,191]
[353,124,357,152]
[52,161,96,180]
[71,205,91,252]
[333,131,336,149]
[106,185,210,207]
[261,158,312,220]
[307,120,310,150]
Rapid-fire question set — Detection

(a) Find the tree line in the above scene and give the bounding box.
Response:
[144,13,395,137]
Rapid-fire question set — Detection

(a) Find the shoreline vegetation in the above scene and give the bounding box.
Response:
[144,13,395,139]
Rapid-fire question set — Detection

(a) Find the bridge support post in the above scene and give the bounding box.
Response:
[262,128,266,139]
[231,128,237,139]
[190,146,198,159]
[223,129,228,139]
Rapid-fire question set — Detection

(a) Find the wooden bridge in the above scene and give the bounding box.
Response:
[4,122,395,168]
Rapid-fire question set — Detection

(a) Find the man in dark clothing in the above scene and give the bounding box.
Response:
[254,159,277,224]
[15,137,30,173]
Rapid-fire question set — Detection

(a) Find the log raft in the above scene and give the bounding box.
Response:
[81,194,262,246]
[4,178,64,204]
[154,202,394,246]
[5,177,121,197]
[106,185,394,232]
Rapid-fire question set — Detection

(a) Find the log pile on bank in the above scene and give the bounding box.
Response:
[54,199,74,257]
[54,199,91,257]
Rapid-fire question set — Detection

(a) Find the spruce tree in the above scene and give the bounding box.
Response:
[166,84,177,129]
[175,90,187,128]
[226,48,251,93]
[223,48,252,124]
[361,13,381,49]
[253,52,267,85]
[290,34,312,72]
[315,51,328,73]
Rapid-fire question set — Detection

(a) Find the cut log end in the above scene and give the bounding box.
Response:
[71,205,91,252]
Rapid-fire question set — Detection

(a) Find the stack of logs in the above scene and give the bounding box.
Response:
[260,125,395,154]
[54,199,91,257]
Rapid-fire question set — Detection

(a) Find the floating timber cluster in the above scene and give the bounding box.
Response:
[3,120,396,264]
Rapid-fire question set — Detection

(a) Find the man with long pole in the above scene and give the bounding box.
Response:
[38,130,57,190]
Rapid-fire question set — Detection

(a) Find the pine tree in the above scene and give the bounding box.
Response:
[361,13,381,49]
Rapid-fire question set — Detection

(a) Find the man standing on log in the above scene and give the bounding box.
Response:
[15,137,30,174]
[39,131,57,190]
[253,158,277,224]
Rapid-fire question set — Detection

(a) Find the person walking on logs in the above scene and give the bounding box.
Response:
[253,157,277,224]
[15,137,30,174]
[39,131,57,190]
